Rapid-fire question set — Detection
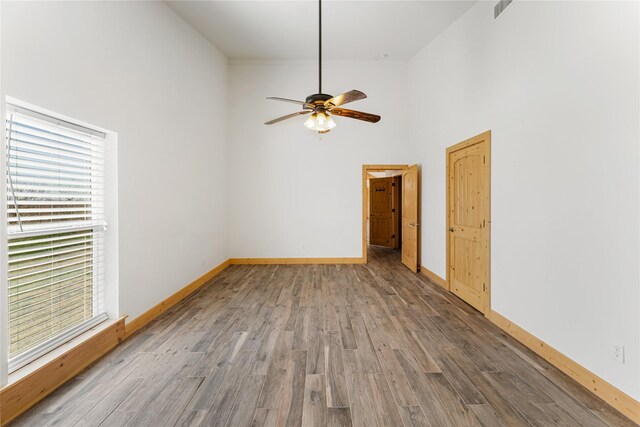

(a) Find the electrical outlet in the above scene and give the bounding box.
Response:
[613,345,625,364]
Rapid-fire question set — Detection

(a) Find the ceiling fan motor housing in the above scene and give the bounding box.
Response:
[306,93,333,106]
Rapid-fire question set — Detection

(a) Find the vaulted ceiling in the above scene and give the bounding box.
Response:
[166,1,476,60]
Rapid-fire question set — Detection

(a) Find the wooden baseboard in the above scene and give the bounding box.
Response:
[125,259,230,338]
[0,319,125,426]
[229,257,364,265]
[489,310,640,424]
[420,265,447,289]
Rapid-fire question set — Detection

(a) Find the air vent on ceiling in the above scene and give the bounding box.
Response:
[494,0,513,19]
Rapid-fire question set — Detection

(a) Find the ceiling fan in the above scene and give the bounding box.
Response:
[264,0,381,134]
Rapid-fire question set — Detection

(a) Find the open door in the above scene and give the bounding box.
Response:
[369,177,395,247]
[401,165,419,272]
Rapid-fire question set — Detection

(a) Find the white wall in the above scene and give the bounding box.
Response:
[1,1,229,324]
[0,1,7,386]
[228,60,414,258]
[409,0,639,399]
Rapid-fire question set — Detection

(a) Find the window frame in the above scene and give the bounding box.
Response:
[3,100,111,375]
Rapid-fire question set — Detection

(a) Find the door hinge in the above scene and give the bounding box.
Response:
[483,283,486,292]
[483,219,485,228]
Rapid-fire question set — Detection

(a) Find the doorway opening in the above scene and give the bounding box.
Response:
[361,164,420,272]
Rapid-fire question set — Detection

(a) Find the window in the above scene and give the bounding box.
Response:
[5,103,108,372]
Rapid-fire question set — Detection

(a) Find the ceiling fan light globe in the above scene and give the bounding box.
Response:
[304,111,336,132]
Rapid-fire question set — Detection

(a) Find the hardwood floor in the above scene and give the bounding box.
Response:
[11,246,636,426]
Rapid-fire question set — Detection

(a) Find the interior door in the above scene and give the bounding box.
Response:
[369,177,394,247]
[447,132,490,314]
[401,165,419,272]
[392,175,401,249]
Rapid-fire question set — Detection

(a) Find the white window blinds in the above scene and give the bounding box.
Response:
[5,104,108,371]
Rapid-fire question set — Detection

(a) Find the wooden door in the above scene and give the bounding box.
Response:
[369,177,394,247]
[392,175,401,249]
[401,165,419,272]
[447,131,491,314]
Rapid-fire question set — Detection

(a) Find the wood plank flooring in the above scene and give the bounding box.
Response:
[11,246,637,426]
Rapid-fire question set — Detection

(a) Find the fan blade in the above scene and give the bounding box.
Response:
[267,97,311,106]
[330,108,380,123]
[265,110,311,125]
[325,90,367,107]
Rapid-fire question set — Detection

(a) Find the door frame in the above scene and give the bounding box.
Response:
[446,130,491,315]
[361,164,409,264]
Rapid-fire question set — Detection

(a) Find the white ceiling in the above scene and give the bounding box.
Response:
[166,1,477,60]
